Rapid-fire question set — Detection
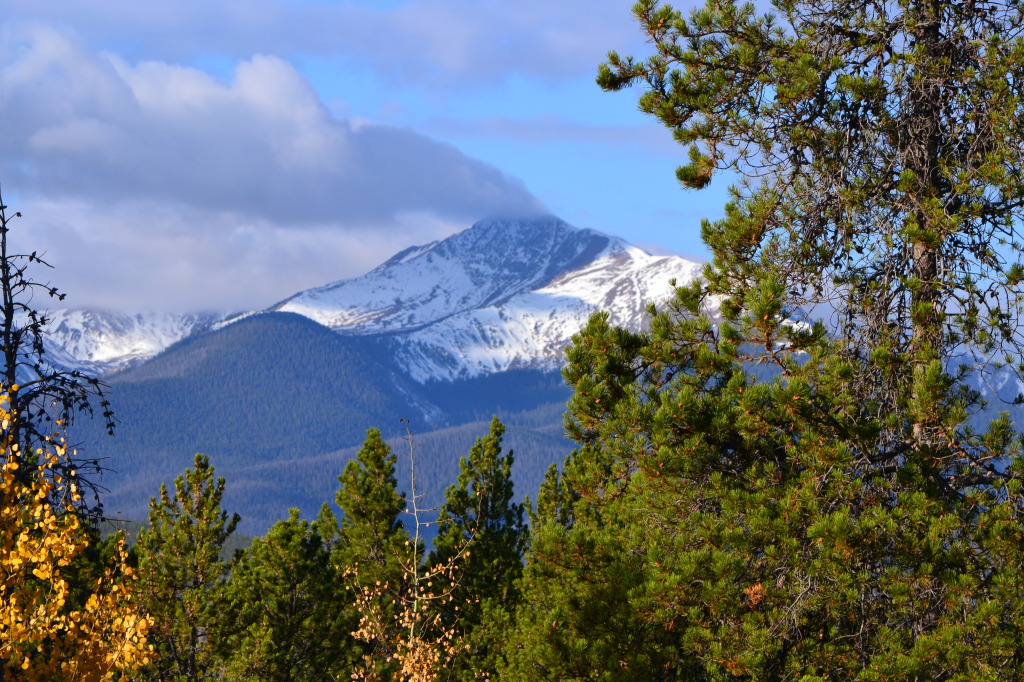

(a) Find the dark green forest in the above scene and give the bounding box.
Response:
[7,0,1024,679]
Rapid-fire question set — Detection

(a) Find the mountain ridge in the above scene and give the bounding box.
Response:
[54,214,702,532]
[45,215,703,382]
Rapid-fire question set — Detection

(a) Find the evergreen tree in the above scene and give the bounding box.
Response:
[504,315,708,680]
[597,0,1024,444]
[134,454,240,681]
[509,1,1024,677]
[336,428,408,585]
[221,506,356,681]
[510,288,1024,678]
[334,428,409,678]
[428,417,528,679]
[529,461,576,530]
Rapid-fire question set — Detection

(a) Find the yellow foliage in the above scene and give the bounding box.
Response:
[0,393,152,680]
[347,560,468,682]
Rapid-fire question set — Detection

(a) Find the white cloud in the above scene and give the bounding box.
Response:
[0,25,545,310]
[12,197,469,312]
[1,28,541,223]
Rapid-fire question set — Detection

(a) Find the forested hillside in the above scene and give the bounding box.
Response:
[72,311,572,532]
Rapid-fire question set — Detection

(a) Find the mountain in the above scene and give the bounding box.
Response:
[55,215,704,533]
[43,309,228,375]
[52,215,1024,534]
[274,215,703,381]
[80,311,443,528]
[43,217,701,385]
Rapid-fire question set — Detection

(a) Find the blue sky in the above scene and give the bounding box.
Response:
[0,0,732,311]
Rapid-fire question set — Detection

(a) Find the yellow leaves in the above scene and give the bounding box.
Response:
[348,537,473,682]
[0,393,152,680]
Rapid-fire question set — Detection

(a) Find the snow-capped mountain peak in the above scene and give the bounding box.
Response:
[274,215,703,381]
[36,215,703,382]
[271,215,618,333]
[42,309,227,375]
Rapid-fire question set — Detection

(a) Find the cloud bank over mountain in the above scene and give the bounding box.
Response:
[0,0,714,313]
[1,28,541,223]
[0,26,544,310]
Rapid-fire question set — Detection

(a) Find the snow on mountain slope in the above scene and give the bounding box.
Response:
[42,309,225,375]
[275,215,703,382]
[274,216,618,332]
[36,216,701,382]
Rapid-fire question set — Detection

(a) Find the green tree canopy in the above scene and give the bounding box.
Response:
[134,453,240,681]
[429,417,528,679]
[599,0,1024,444]
[334,428,409,678]
[431,417,527,608]
[221,506,356,681]
[335,428,408,581]
[506,1,1024,678]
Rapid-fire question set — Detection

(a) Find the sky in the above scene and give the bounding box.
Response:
[0,0,734,312]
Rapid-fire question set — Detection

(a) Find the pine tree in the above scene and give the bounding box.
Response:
[334,428,409,679]
[503,315,705,680]
[597,0,1024,445]
[511,288,1024,678]
[336,428,408,586]
[134,454,240,681]
[428,417,528,679]
[530,462,576,530]
[510,1,1024,677]
[220,506,356,681]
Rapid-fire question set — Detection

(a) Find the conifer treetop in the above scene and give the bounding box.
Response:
[599,0,1024,441]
